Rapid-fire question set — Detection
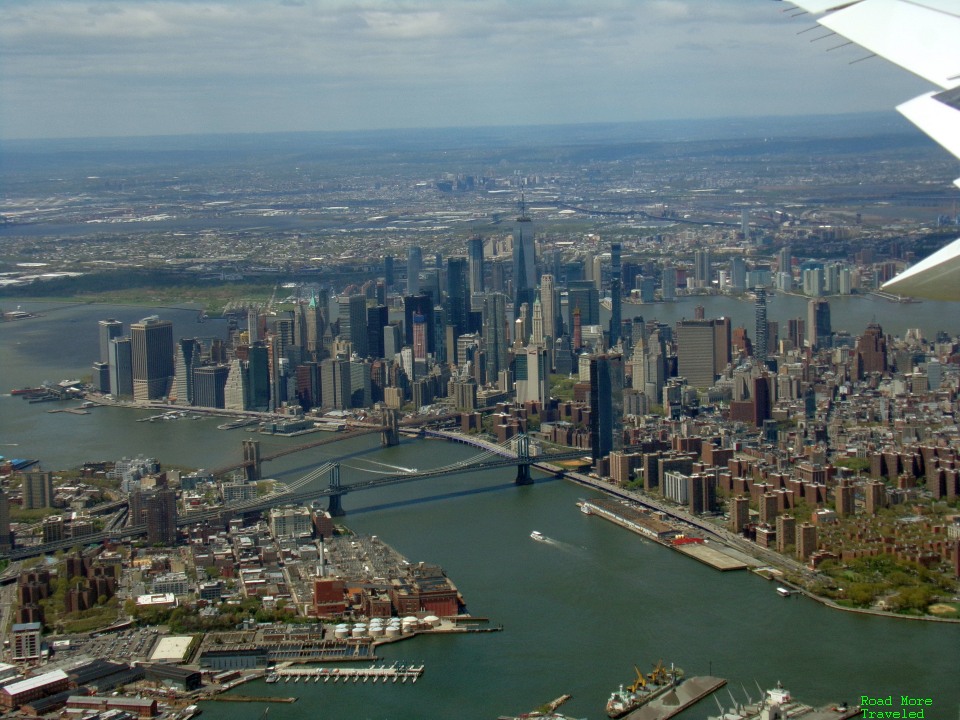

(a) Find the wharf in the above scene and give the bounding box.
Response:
[580,500,746,571]
[674,544,747,571]
[273,663,424,684]
[624,676,727,720]
[206,696,296,704]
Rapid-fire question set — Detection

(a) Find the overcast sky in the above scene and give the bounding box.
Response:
[0,0,934,140]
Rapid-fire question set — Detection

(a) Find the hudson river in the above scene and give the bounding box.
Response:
[1,300,957,719]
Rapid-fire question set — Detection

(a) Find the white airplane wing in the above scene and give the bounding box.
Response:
[785,0,960,300]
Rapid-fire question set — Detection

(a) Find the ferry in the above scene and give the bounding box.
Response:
[776,587,792,597]
[530,530,546,542]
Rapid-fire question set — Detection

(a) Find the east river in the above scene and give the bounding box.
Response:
[1,299,958,720]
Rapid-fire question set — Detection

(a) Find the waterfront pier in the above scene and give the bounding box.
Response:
[273,663,424,684]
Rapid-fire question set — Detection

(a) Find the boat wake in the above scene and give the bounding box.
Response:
[342,458,418,475]
[531,532,587,557]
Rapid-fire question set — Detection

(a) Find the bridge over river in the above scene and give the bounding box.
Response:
[1,433,588,561]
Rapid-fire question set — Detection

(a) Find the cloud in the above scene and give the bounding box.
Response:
[0,0,934,139]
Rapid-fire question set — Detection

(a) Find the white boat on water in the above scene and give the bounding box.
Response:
[530,530,546,542]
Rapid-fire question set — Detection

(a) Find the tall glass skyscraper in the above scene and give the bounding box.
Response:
[131,316,174,402]
[407,245,423,296]
[512,201,536,318]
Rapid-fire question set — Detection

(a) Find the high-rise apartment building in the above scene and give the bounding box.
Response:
[754,288,768,366]
[131,317,174,402]
[694,249,712,288]
[23,471,54,510]
[145,489,178,546]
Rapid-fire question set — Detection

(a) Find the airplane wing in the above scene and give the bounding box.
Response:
[784,0,960,300]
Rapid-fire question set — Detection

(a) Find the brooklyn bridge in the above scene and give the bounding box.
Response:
[2,431,589,561]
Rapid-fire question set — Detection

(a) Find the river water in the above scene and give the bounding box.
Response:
[0,301,957,719]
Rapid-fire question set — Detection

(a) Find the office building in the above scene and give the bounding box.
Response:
[676,319,718,388]
[515,345,549,406]
[729,256,747,292]
[246,343,271,411]
[320,358,352,410]
[131,317,174,402]
[661,266,677,301]
[446,256,470,337]
[540,274,558,341]
[108,337,133,398]
[468,235,485,296]
[856,322,887,375]
[483,292,509,380]
[366,305,388,360]
[98,319,123,364]
[567,280,599,328]
[172,338,201,406]
[338,295,368,357]
[407,246,423,296]
[404,294,435,353]
[589,354,624,462]
[609,243,622,346]
[269,506,312,539]
[513,202,536,317]
[513,201,537,317]
[192,365,229,409]
[807,298,832,350]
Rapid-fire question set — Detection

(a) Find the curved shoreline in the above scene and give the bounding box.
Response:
[429,429,960,625]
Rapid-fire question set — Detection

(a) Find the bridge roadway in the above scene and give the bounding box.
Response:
[1,439,584,561]
[207,426,382,476]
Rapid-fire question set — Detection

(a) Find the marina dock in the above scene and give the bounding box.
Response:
[624,676,727,720]
[271,663,424,684]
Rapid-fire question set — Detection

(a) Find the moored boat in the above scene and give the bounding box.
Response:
[606,661,684,719]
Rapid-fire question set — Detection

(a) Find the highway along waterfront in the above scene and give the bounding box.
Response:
[1,303,958,719]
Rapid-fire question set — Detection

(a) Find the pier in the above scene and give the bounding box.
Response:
[624,676,727,720]
[272,663,425,684]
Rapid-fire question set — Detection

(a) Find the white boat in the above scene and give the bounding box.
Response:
[530,530,546,542]
[776,587,792,597]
